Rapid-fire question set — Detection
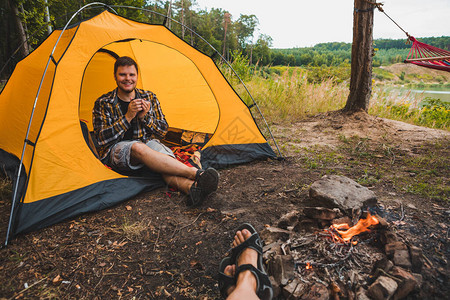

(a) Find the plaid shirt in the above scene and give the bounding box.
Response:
[92,88,169,161]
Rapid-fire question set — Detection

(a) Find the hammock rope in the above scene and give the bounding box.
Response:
[368,1,450,72]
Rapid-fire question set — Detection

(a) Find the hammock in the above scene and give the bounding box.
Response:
[371,2,450,72]
[404,36,450,72]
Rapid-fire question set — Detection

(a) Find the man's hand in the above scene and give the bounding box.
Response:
[125,99,150,122]
[137,99,151,120]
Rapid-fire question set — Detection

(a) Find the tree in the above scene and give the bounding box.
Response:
[222,12,231,58]
[8,0,30,58]
[235,14,258,49]
[253,34,272,65]
[343,0,374,112]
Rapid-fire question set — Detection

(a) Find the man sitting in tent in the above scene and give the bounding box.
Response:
[92,56,219,206]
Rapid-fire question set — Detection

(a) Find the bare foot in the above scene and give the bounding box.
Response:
[232,229,258,291]
[223,264,236,295]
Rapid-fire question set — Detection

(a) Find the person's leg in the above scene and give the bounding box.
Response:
[130,142,197,179]
[161,174,193,194]
[226,229,260,300]
[130,142,219,205]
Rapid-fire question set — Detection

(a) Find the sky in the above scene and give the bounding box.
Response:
[194,0,450,48]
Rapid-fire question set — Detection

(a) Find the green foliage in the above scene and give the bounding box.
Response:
[252,34,272,65]
[303,65,350,84]
[229,50,252,81]
[235,14,258,48]
[375,36,450,50]
[418,98,450,129]
[370,93,449,130]
[271,46,351,67]
[372,68,395,81]
[0,0,261,80]
[230,66,349,123]
[270,37,448,68]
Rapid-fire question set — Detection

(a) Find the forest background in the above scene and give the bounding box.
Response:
[1,0,449,130]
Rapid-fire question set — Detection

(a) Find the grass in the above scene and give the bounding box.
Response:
[223,55,449,130]
[226,67,349,124]
[120,218,148,242]
[336,135,449,201]
[370,88,449,130]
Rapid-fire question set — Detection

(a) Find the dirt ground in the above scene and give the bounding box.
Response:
[0,111,448,299]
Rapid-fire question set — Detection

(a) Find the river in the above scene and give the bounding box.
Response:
[377,86,450,105]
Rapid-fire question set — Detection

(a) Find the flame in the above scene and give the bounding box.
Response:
[305,262,312,270]
[331,213,379,242]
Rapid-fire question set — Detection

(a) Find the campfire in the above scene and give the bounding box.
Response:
[261,208,423,299]
[326,212,380,244]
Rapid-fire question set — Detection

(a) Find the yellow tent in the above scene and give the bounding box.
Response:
[0,10,275,236]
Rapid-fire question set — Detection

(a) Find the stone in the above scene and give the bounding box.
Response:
[267,255,295,286]
[293,218,317,233]
[301,283,329,300]
[260,226,290,244]
[367,276,398,300]
[303,207,339,220]
[391,266,418,299]
[412,273,423,289]
[309,175,377,214]
[263,242,283,262]
[385,242,407,258]
[282,278,306,299]
[380,231,398,245]
[356,287,371,300]
[406,203,417,210]
[393,250,412,269]
[409,246,423,273]
[332,216,352,226]
[373,215,389,228]
[277,210,301,229]
[372,257,394,275]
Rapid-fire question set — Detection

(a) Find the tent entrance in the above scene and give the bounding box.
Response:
[79,38,220,136]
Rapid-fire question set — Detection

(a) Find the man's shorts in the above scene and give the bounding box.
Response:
[108,140,175,173]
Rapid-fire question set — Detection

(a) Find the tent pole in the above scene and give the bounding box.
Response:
[5,3,282,244]
[4,2,116,246]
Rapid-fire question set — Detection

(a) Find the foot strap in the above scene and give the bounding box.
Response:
[235,264,273,300]
[219,257,235,298]
[230,232,263,265]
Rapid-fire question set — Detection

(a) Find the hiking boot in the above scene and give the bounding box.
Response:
[187,167,219,206]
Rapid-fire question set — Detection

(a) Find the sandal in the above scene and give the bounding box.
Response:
[235,263,273,300]
[229,223,273,300]
[187,167,219,206]
[218,257,235,298]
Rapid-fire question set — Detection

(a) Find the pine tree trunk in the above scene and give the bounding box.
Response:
[9,0,29,58]
[343,0,374,112]
[181,0,185,39]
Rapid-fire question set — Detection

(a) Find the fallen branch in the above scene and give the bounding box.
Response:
[171,212,204,239]
[154,226,161,251]
[8,276,48,300]
[399,203,405,221]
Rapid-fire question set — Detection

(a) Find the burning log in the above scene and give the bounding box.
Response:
[324,212,380,245]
